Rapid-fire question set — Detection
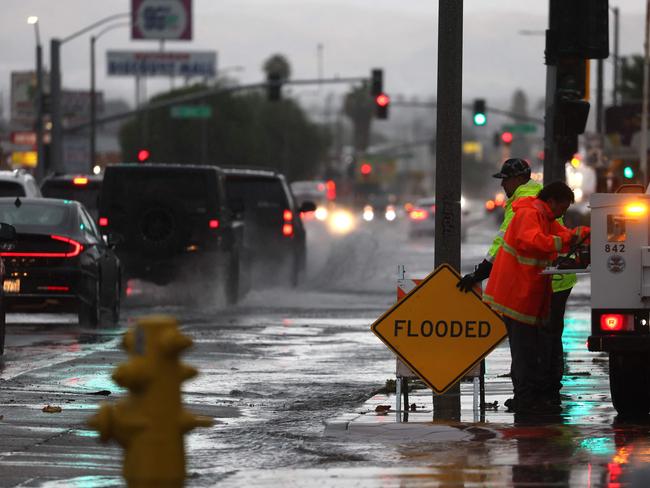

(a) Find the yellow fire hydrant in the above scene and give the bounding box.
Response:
[88,315,213,488]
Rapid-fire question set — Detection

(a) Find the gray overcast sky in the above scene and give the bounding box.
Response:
[0,0,646,114]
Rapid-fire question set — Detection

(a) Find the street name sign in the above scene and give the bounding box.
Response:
[501,123,537,134]
[371,264,507,394]
[170,105,212,119]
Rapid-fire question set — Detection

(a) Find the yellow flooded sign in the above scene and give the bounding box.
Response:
[371,264,507,394]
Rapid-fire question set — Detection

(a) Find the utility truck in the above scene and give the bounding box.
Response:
[588,184,650,416]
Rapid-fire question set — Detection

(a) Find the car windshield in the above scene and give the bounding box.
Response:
[226,177,288,210]
[41,185,101,216]
[0,181,26,197]
[0,201,71,234]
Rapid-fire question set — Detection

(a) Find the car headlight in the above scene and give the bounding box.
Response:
[328,209,356,234]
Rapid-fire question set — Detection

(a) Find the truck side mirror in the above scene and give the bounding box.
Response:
[299,201,317,213]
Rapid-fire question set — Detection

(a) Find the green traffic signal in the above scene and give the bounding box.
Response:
[473,113,487,126]
[623,165,634,179]
[472,99,486,126]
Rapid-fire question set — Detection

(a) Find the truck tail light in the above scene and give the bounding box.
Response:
[282,209,294,237]
[600,313,635,332]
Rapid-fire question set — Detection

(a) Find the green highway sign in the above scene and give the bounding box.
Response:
[170,105,213,119]
[501,123,537,134]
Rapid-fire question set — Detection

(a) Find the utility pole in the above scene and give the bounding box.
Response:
[50,38,63,174]
[642,0,650,185]
[611,7,620,106]
[433,0,463,421]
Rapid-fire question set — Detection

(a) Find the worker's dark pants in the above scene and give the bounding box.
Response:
[539,288,572,398]
[504,317,542,405]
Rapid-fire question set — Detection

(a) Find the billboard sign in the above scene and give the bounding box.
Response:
[107,50,216,77]
[132,0,192,40]
[10,71,50,128]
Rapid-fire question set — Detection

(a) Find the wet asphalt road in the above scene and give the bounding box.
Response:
[1,217,650,487]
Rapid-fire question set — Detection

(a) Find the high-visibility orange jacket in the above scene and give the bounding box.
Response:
[483,197,588,325]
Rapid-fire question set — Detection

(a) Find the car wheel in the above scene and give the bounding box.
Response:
[609,352,650,417]
[100,279,120,327]
[78,280,100,328]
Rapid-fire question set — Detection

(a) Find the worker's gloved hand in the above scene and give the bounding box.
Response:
[456,259,493,293]
[456,273,479,292]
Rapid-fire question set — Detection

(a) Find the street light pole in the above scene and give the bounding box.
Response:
[611,6,620,106]
[90,22,129,172]
[28,16,44,181]
[50,12,129,174]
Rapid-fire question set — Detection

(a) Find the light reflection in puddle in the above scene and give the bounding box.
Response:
[38,475,121,488]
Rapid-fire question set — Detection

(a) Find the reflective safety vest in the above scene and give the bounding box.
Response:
[486,179,576,293]
[483,197,577,325]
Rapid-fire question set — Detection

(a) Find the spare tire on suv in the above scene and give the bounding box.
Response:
[98,164,244,297]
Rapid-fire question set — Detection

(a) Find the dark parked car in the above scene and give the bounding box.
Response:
[0,222,16,354]
[0,198,120,328]
[98,164,243,303]
[223,168,315,287]
[41,174,103,220]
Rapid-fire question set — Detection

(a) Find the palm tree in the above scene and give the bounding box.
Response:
[262,54,291,81]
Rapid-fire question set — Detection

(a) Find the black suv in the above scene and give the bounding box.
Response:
[224,168,315,287]
[98,164,243,302]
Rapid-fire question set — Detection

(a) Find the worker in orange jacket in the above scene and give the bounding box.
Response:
[483,181,587,415]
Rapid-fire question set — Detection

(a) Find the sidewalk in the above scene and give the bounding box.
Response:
[324,378,517,441]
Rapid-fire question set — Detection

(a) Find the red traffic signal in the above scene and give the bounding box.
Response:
[360,163,373,175]
[375,93,390,120]
[376,93,390,107]
[501,132,513,145]
[137,149,150,162]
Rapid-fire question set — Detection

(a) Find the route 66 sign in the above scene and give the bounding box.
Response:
[132,0,192,40]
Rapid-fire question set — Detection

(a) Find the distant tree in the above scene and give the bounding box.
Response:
[343,83,373,153]
[619,54,644,103]
[119,83,329,181]
[263,54,291,80]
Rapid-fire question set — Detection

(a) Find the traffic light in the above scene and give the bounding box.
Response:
[267,72,282,101]
[360,162,373,176]
[554,57,590,162]
[137,149,150,162]
[501,131,513,145]
[370,69,389,119]
[375,93,390,119]
[623,165,635,180]
[548,0,609,60]
[472,99,487,126]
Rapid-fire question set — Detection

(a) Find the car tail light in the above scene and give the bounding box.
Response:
[209,219,220,229]
[0,235,83,258]
[99,217,109,227]
[326,180,336,200]
[409,209,428,221]
[282,209,294,237]
[600,313,635,332]
[73,176,88,185]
